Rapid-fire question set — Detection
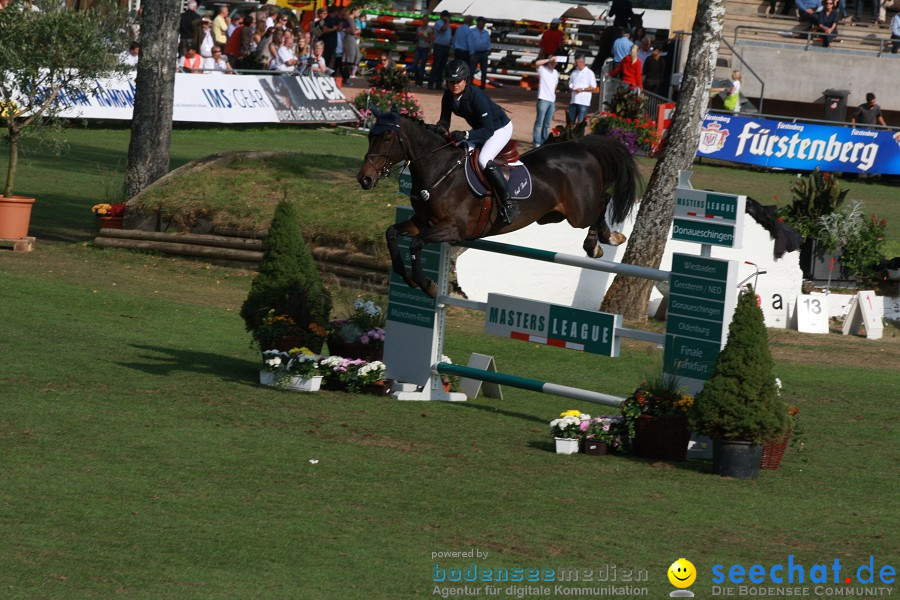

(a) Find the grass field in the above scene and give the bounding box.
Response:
[1,127,898,599]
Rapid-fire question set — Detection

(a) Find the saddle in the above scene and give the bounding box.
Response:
[467,140,522,186]
[463,140,532,201]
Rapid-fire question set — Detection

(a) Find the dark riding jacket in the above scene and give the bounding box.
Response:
[438,85,510,145]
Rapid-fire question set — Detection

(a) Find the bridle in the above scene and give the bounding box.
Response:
[365,121,464,198]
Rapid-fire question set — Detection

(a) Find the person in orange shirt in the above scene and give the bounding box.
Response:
[181,43,203,72]
[610,43,642,91]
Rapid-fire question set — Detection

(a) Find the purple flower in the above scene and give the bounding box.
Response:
[579,420,590,431]
[360,335,370,345]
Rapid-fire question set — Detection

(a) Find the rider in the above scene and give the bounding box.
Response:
[437,59,519,224]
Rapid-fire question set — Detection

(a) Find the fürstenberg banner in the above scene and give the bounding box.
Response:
[51,72,358,124]
[697,113,900,174]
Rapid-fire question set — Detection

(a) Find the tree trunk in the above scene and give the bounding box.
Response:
[4,129,18,197]
[123,0,181,199]
[601,0,726,320]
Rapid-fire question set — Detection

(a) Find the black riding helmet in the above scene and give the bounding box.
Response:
[444,60,470,83]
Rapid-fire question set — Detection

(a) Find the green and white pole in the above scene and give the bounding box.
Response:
[437,363,625,408]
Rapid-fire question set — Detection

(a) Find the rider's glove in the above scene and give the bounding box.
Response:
[450,130,469,143]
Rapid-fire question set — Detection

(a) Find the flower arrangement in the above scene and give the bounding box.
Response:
[584,415,627,449]
[254,310,328,352]
[286,347,322,379]
[550,409,591,440]
[319,355,386,393]
[354,88,424,126]
[91,202,127,218]
[439,354,460,391]
[589,112,659,154]
[328,297,387,360]
[620,374,694,441]
[261,349,289,372]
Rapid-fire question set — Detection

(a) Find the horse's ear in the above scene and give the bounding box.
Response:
[638,11,645,16]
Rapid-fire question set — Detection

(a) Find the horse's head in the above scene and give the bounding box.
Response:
[631,11,645,31]
[358,108,406,190]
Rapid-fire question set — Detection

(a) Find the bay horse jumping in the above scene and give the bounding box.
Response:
[357,110,640,298]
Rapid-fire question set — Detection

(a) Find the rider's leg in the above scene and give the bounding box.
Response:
[479,122,518,224]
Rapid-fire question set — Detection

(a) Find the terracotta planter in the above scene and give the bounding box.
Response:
[363,379,392,396]
[761,429,793,470]
[0,196,36,239]
[98,216,124,229]
[630,414,690,461]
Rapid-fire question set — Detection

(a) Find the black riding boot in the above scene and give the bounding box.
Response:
[483,160,519,224]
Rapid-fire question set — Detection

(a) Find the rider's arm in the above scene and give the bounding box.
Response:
[466,90,498,144]
[437,91,453,131]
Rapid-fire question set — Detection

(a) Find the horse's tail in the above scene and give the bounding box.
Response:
[577,134,641,225]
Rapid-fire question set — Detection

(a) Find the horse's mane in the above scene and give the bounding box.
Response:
[397,113,447,142]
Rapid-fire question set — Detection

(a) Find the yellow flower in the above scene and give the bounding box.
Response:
[560,409,582,418]
[91,203,112,216]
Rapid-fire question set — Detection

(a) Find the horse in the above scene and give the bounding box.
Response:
[356,110,640,298]
[591,12,644,75]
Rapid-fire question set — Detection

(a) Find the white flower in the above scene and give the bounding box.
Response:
[775,378,782,390]
[309,459,319,465]
[265,357,282,367]
[579,413,591,421]
[440,355,453,364]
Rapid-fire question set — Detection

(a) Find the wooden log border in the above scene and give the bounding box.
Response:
[94,229,389,294]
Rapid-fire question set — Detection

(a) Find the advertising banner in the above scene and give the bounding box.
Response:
[49,72,358,124]
[697,113,900,175]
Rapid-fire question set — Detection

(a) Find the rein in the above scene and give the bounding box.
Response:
[369,123,464,198]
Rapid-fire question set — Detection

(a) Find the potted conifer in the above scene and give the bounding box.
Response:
[241,199,332,354]
[690,286,787,480]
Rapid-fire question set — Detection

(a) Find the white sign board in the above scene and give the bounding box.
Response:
[796,293,829,334]
[842,290,884,340]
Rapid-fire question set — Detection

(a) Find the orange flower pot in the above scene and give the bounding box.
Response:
[0,196,35,239]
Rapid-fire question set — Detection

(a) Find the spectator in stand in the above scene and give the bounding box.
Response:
[311,6,327,45]
[309,41,329,75]
[608,0,636,29]
[119,41,139,68]
[266,28,285,70]
[342,8,362,85]
[239,13,256,62]
[796,0,822,28]
[274,30,299,72]
[711,70,743,112]
[851,92,888,126]
[321,4,341,70]
[265,5,277,29]
[225,13,245,62]
[195,17,216,59]
[642,46,666,96]
[227,13,242,40]
[853,0,879,22]
[611,30,632,71]
[892,11,900,53]
[179,1,201,55]
[467,16,492,89]
[204,45,233,73]
[212,5,229,46]
[181,43,203,73]
[637,37,653,63]
[251,19,267,54]
[333,8,347,82]
[378,51,396,71]
[453,15,473,65]
[430,10,453,90]
[540,19,565,59]
[817,0,839,46]
[412,14,433,87]
[568,53,598,124]
[610,43,643,91]
[532,55,559,147]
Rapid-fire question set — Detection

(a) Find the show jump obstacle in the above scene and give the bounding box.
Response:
[383,172,745,405]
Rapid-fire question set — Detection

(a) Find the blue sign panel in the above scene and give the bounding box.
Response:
[696,113,900,175]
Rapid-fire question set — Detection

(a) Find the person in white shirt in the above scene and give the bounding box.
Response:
[532,56,559,147]
[567,53,598,124]
[308,40,329,75]
[274,31,299,72]
[891,12,900,53]
[119,42,139,68]
[203,45,233,73]
[197,17,215,58]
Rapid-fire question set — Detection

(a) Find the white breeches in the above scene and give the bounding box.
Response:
[478,121,514,168]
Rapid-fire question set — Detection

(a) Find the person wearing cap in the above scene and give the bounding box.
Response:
[429,10,453,90]
[438,60,519,224]
[532,55,559,147]
[194,17,216,59]
[467,17,492,89]
[452,15,473,66]
[540,18,564,58]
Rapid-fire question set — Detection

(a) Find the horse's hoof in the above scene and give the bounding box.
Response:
[424,279,438,299]
[609,231,627,246]
[593,245,604,258]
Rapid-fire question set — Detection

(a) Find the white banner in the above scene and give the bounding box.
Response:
[52,72,358,124]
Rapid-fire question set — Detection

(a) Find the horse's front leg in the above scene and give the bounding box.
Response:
[409,221,463,299]
[386,219,421,288]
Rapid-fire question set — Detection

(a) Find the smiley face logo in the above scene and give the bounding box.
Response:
[668,558,697,588]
